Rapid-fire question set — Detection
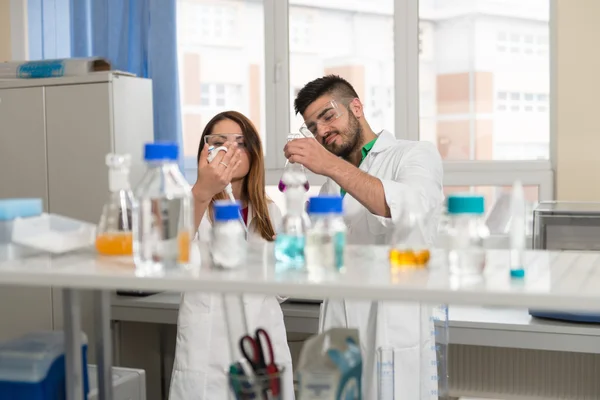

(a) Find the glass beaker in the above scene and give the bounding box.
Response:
[279,133,311,192]
[96,154,135,256]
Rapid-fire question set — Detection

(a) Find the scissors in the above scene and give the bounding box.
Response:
[239,328,280,396]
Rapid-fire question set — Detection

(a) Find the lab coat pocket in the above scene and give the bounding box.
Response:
[392,345,421,399]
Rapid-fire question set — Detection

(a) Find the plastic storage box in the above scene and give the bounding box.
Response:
[0,198,44,261]
[0,331,89,400]
[11,213,96,254]
[530,201,600,323]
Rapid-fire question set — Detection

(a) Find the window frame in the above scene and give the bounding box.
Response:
[182,0,556,203]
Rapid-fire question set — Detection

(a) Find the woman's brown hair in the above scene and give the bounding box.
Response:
[198,111,275,241]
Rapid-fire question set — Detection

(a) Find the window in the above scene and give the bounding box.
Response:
[177,0,266,164]
[419,0,551,162]
[177,0,554,205]
[288,1,395,135]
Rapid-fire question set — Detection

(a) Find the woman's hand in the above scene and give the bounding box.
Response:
[192,143,241,202]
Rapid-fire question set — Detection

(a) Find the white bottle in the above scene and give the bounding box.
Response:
[211,200,247,269]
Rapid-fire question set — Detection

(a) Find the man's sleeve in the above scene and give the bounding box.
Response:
[366,142,444,242]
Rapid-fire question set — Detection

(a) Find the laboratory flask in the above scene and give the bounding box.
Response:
[389,205,430,268]
[132,143,194,275]
[274,183,311,270]
[374,303,449,399]
[279,133,311,192]
[96,154,135,256]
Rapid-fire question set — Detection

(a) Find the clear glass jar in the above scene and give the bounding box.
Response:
[305,196,346,273]
[211,201,247,269]
[445,194,490,276]
[132,143,194,275]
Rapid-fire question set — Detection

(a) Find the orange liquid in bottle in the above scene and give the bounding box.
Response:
[389,249,430,269]
[95,233,133,256]
[178,231,191,263]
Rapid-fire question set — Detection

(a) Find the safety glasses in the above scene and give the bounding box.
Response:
[204,134,246,148]
[299,99,348,137]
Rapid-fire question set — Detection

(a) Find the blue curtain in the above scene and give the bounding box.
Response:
[67,0,183,149]
[29,0,183,150]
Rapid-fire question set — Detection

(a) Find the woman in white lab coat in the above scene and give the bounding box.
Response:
[169,111,294,400]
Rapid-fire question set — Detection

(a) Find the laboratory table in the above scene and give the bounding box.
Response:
[2,247,600,400]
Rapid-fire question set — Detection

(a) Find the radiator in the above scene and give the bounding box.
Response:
[449,345,600,399]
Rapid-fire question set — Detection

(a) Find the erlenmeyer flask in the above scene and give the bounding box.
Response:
[279,133,310,192]
[389,206,430,268]
[96,154,135,256]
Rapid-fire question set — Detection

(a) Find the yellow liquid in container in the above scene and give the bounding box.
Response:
[178,231,191,263]
[389,249,430,269]
[95,233,133,256]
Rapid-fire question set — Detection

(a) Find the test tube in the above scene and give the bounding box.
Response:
[377,346,394,400]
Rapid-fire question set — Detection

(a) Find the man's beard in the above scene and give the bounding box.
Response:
[324,113,362,160]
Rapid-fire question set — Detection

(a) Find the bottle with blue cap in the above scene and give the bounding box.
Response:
[132,142,194,275]
[445,193,490,276]
[211,200,247,269]
[305,195,346,272]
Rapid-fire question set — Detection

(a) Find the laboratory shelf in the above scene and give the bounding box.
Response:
[0,246,599,312]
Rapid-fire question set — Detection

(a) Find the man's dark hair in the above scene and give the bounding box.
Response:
[294,75,359,115]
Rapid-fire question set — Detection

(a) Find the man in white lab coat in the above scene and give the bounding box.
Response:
[284,75,444,399]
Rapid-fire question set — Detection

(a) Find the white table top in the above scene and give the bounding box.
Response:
[2,246,600,311]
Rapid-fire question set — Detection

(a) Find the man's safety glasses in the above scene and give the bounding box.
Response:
[204,134,246,148]
[299,99,347,137]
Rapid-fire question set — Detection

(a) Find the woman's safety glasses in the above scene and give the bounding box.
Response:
[204,134,246,148]
[299,99,346,137]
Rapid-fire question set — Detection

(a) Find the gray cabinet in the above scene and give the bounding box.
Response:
[0,73,154,345]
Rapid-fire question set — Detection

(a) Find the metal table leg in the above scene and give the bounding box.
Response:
[94,290,114,400]
[63,289,83,400]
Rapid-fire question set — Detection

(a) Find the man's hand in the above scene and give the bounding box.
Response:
[283,138,339,176]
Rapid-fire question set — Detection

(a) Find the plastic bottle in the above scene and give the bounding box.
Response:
[96,154,135,256]
[305,195,346,272]
[274,185,310,269]
[509,181,526,278]
[445,193,490,276]
[211,201,247,269]
[132,143,194,275]
[279,134,310,192]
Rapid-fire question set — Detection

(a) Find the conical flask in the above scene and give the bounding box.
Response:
[279,133,310,192]
[96,154,135,256]
[389,205,430,268]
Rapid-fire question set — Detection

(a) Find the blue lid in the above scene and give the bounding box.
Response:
[144,142,179,161]
[214,201,241,221]
[308,195,343,214]
[0,198,43,221]
[447,193,485,215]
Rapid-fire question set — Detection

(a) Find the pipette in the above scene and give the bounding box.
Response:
[207,146,248,237]
[509,180,526,278]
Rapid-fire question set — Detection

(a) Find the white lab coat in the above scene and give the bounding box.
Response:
[169,202,294,400]
[318,131,444,399]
